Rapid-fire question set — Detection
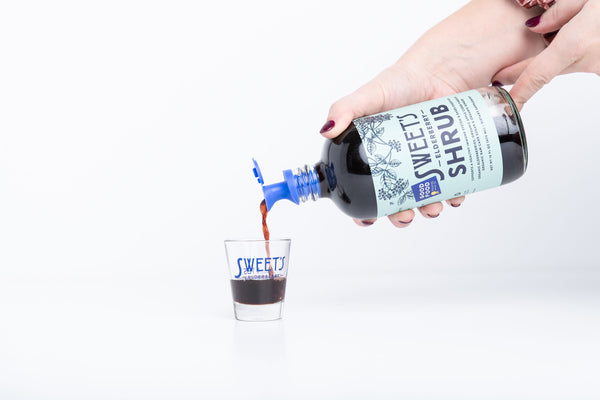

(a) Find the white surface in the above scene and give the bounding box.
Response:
[1,268,600,399]
[1,0,599,398]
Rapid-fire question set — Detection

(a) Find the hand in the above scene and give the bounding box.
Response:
[495,0,600,110]
[320,65,466,228]
[320,0,543,228]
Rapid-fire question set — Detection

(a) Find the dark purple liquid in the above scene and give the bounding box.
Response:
[260,199,270,241]
[230,277,287,305]
[260,198,274,279]
[313,87,527,219]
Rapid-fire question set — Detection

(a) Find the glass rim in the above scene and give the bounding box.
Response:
[224,238,291,244]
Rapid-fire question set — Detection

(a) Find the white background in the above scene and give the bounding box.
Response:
[1,0,599,399]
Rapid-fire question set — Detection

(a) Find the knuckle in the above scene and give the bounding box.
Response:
[526,70,552,92]
[373,69,396,109]
[373,78,389,111]
[547,1,563,20]
[328,96,347,116]
[354,77,387,116]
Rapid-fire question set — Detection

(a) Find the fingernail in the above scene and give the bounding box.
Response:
[396,219,413,225]
[427,213,439,218]
[492,81,503,87]
[360,220,374,226]
[450,202,461,208]
[525,15,541,28]
[543,30,558,40]
[320,120,335,134]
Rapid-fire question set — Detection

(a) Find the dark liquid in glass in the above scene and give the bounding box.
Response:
[229,199,284,305]
[230,277,287,305]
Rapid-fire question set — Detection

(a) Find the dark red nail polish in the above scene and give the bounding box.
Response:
[451,203,461,208]
[525,15,541,28]
[492,81,503,87]
[360,220,374,226]
[320,120,335,134]
[427,213,439,218]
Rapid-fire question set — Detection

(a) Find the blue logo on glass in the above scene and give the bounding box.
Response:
[411,177,441,202]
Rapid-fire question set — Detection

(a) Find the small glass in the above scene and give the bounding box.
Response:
[224,239,291,321]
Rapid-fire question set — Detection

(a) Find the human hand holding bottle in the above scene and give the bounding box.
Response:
[320,0,543,228]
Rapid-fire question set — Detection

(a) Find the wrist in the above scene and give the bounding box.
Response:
[399,0,543,90]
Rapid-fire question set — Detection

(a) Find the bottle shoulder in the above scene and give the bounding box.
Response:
[316,124,378,219]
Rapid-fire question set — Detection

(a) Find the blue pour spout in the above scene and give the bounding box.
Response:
[252,158,320,211]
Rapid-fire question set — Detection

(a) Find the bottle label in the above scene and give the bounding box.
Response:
[353,90,503,217]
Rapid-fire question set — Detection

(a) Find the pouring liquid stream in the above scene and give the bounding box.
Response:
[260,199,273,278]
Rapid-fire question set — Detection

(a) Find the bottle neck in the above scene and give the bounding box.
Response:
[252,158,326,211]
[295,165,320,203]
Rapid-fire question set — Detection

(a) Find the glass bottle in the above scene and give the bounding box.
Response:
[253,86,527,219]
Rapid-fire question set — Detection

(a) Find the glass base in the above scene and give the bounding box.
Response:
[233,301,284,321]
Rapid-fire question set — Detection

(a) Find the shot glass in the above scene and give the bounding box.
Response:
[224,239,291,321]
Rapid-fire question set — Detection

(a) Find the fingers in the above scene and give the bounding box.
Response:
[355,195,465,228]
[354,218,377,227]
[525,0,586,34]
[510,0,589,109]
[446,195,465,208]
[413,197,463,219]
[509,39,574,110]
[511,0,587,110]
[387,209,415,229]
[492,58,534,86]
[418,202,443,219]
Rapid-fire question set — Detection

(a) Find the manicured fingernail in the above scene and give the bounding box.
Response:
[525,15,541,28]
[320,120,335,134]
[397,219,413,225]
[492,81,503,87]
[450,202,461,208]
[427,213,439,218]
[543,30,558,40]
[360,220,374,226]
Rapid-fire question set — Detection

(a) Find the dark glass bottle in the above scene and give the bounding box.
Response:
[253,87,527,219]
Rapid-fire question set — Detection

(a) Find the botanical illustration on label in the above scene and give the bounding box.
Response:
[354,90,503,217]
[354,113,415,208]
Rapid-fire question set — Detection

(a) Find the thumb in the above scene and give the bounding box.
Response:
[491,57,534,86]
[509,42,571,110]
[320,77,388,139]
[320,66,426,139]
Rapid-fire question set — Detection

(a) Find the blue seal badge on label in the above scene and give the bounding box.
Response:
[411,177,441,202]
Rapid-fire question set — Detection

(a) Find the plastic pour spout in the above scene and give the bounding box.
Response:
[252,159,320,212]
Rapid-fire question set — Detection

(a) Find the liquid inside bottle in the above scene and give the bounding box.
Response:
[254,86,527,220]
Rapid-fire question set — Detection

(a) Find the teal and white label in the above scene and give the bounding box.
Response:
[353,90,503,217]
